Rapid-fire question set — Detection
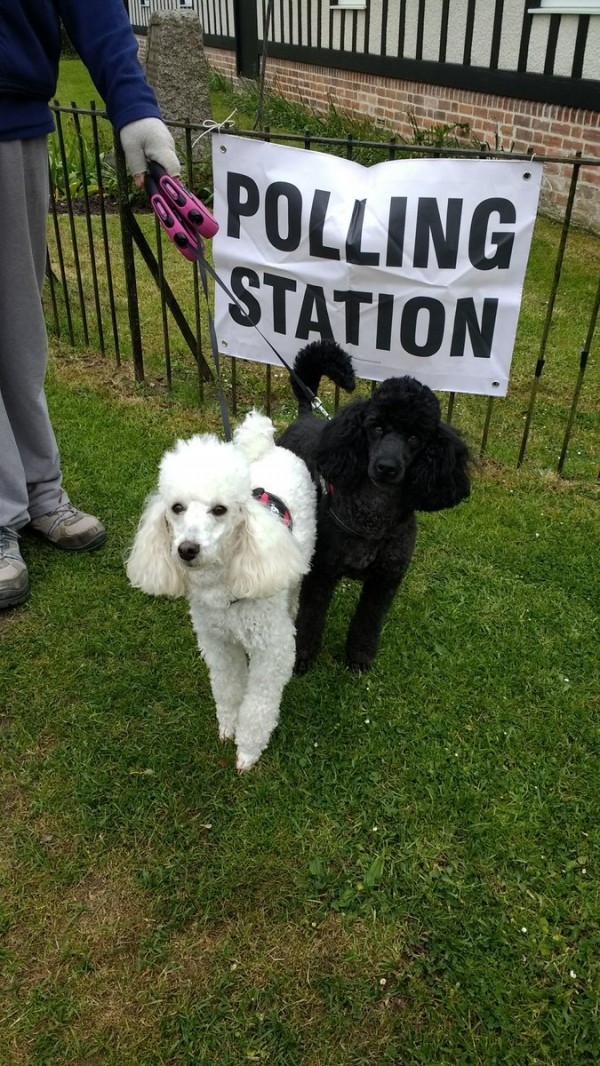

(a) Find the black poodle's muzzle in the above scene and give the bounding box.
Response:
[368,433,421,487]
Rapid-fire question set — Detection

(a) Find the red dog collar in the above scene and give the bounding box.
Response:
[252,487,293,531]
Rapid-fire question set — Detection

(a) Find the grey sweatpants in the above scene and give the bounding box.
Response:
[0,137,62,530]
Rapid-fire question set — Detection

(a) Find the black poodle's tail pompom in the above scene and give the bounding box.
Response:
[291,340,356,412]
[405,423,472,512]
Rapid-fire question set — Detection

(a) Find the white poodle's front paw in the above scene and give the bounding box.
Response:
[236,749,260,772]
[219,725,236,742]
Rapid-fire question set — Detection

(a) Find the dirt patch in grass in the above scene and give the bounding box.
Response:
[2,863,163,1060]
[47,342,223,439]
[0,610,27,637]
[164,911,362,989]
[151,912,424,1060]
[49,345,169,404]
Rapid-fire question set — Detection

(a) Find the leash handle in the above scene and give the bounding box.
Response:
[148,161,219,239]
[144,168,203,262]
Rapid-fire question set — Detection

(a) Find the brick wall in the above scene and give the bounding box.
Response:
[204,46,599,234]
[136,34,147,64]
[206,47,236,81]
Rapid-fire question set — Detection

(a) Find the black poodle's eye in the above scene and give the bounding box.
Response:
[407,435,420,448]
[211,504,228,517]
[371,424,384,438]
[171,502,186,514]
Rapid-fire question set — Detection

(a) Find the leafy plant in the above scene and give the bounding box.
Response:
[209,70,490,164]
[48,130,101,201]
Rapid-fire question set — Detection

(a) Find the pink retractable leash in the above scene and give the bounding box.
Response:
[144,161,219,260]
[144,160,330,434]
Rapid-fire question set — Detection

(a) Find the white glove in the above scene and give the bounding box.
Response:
[120,117,181,179]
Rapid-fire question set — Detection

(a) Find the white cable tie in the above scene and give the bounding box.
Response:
[191,111,237,150]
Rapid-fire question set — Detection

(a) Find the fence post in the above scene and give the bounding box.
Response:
[114,132,145,382]
[517,153,581,467]
[557,274,600,476]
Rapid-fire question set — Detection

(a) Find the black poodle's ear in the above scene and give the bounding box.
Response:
[405,423,471,512]
[315,398,370,490]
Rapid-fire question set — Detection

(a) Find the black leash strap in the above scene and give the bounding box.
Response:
[196,253,233,441]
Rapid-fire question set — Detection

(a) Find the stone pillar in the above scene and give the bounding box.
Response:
[145,11,212,164]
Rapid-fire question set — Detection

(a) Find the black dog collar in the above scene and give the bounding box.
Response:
[318,477,367,539]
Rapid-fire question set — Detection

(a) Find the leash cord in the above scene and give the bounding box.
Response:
[195,248,331,421]
[196,254,233,441]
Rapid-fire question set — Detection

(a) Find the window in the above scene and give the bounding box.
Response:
[529,1,600,11]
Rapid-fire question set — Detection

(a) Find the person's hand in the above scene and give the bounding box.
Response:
[120,117,181,188]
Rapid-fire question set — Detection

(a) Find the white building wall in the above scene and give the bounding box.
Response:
[443,2,470,65]
[582,16,600,79]
[421,4,445,63]
[555,16,581,78]
[471,2,494,68]
[130,1,600,83]
[497,0,527,71]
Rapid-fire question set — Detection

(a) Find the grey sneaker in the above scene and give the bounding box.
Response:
[0,527,30,609]
[30,497,106,552]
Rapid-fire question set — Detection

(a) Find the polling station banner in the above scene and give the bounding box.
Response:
[211,134,542,396]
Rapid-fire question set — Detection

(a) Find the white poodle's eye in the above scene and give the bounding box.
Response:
[171,502,186,515]
[211,504,228,517]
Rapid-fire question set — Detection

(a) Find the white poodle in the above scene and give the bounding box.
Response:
[126,411,316,771]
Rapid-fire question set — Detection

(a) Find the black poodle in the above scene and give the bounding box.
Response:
[278,340,471,673]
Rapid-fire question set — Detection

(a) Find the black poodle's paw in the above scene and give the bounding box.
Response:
[345,654,373,673]
[294,655,316,675]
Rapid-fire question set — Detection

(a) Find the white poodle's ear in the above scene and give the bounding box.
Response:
[125,492,186,598]
[224,501,308,601]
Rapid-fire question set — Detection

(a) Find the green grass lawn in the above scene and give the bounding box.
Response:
[56,57,103,108]
[1,351,598,1065]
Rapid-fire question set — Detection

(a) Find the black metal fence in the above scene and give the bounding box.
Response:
[45,104,599,481]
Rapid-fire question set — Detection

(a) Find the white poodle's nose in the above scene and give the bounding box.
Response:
[178,540,200,563]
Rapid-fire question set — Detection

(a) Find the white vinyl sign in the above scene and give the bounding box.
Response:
[212,134,542,396]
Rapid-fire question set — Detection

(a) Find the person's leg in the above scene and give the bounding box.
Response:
[0,137,104,608]
[0,137,61,531]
